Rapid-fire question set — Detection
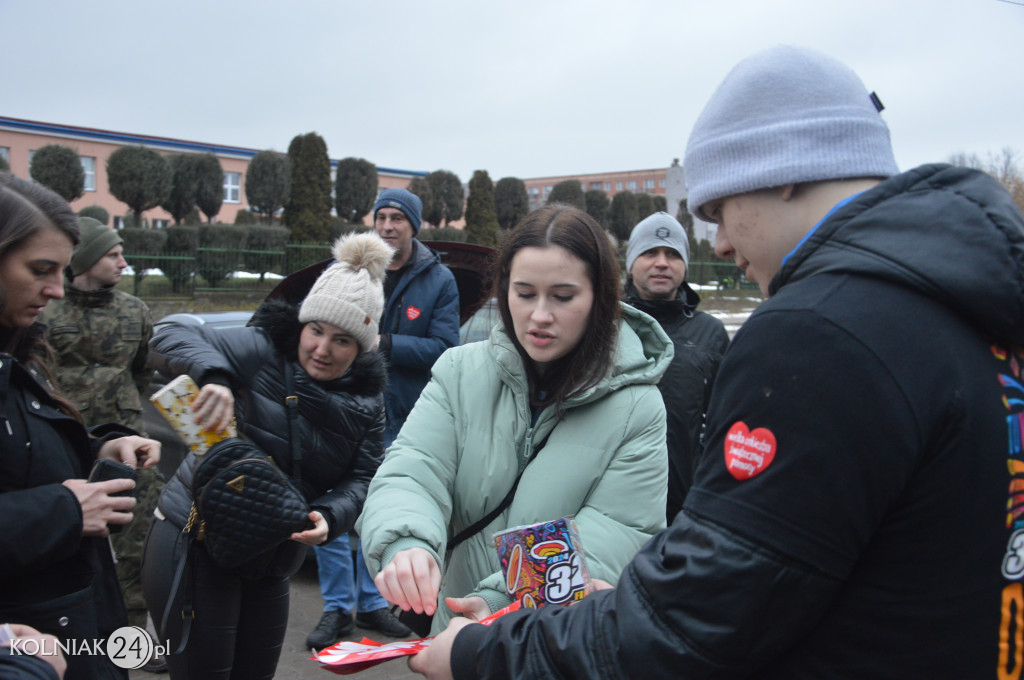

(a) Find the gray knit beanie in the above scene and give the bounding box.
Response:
[684,45,899,222]
[70,216,123,277]
[626,212,690,273]
[298,233,395,352]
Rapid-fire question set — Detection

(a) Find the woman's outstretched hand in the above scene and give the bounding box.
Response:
[374,547,442,616]
[444,596,490,622]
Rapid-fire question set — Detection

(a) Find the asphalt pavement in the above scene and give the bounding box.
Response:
[130,558,419,680]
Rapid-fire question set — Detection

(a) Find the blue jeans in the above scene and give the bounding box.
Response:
[314,533,387,614]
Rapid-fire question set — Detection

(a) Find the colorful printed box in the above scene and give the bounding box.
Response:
[150,374,236,457]
[493,516,593,608]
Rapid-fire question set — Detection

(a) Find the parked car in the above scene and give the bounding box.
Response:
[263,240,496,326]
[459,297,499,344]
[152,310,254,335]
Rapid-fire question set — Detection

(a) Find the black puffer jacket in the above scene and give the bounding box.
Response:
[0,325,133,680]
[153,300,387,549]
[453,165,1024,679]
[624,281,729,520]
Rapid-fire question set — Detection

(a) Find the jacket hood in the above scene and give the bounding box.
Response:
[489,301,673,408]
[250,297,388,397]
[776,164,1024,345]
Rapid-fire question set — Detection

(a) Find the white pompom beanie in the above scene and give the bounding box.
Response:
[298,233,395,351]
[684,45,899,222]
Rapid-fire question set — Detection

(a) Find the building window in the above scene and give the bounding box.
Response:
[223,172,241,203]
[0,147,9,164]
[604,182,611,191]
[627,180,637,191]
[616,182,623,191]
[529,187,539,196]
[644,179,655,191]
[589,182,602,190]
[659,178,666,188]
[544,185,553,195]
[151,218,170,229]
[80,156,96,191]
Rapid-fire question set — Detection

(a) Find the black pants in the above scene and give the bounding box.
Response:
[141,517,290,680]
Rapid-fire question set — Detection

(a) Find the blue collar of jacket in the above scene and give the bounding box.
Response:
[386,240,442,306]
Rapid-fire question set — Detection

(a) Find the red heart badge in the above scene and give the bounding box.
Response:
[724,421,776,481]
[406,306,422,321]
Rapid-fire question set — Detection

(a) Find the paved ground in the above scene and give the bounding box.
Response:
[130,559,419,680]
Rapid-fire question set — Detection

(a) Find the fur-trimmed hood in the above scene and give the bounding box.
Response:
[251,297,388,398]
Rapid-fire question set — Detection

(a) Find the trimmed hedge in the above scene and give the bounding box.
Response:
[78,205,110,225]
[197,225,247,287]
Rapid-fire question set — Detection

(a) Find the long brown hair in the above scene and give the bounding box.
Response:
[0,172,81,418]
[494,204,620,415]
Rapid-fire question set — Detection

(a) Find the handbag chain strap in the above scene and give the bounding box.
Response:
[284,360,301,484]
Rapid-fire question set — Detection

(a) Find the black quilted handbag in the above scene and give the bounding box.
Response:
[189,437,310,570]
[162,362,311,654]
[189,360,312,570]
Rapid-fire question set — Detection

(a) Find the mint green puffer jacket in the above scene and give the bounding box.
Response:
[357,302,672,633]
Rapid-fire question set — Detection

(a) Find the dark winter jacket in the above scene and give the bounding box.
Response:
[378,239,459,442]
[0,648,60,680]
[624,280,729,520]
[0,325,132,680]
[152,299,387,570]
[453,165,1024,679]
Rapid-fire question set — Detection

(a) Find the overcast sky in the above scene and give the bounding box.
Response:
[3,0,1023,183]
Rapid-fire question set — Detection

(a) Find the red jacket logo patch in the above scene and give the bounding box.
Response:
[724,421,776,481]
[406,306,422,321]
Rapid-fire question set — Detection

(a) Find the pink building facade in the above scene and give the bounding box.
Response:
[0,116,423,228]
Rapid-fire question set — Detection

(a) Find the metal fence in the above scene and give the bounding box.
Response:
[122,245,755,302]
[123,243,333,299]
[685,261,758,289]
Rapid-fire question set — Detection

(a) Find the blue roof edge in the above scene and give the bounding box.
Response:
[0,116,427,176]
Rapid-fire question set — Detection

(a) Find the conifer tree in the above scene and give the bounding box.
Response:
[424,170,464,228]
[161,154,200,224]
[464,170,500,247]
[584,189,610,230]
[194,153,224,223]
[283,132,332,242]
[107,146,172,228]
[609,190,638,241]
[494,177,529,231]
[546,179,585,209]
[246,150,291,223]
[30,144,85,202]
[334,157,378,224]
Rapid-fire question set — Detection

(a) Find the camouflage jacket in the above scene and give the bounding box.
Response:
[40,286,153,431]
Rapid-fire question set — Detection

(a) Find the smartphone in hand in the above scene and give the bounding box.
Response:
[87,459,137,533]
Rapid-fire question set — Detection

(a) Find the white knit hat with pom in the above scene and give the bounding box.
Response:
[298,233,395,352]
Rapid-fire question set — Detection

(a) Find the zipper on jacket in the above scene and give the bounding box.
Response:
[389,295,404,333]
[521,428,534,472]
